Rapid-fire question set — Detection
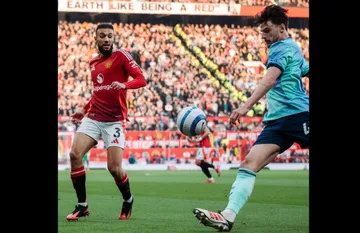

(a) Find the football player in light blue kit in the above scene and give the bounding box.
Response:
[193,5,309,232]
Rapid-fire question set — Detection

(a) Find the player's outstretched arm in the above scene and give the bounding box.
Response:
[244,66,281,110]
[121,51,147,89]
[229,66,281,125]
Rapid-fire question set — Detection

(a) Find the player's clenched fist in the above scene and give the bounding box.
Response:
[111,81,126,90]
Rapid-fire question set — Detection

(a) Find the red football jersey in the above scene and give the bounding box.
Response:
[84,49,146,122]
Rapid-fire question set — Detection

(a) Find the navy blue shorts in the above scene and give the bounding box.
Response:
[253,112,309,153]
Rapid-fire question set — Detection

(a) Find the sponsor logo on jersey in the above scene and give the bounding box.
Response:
[97,73,104,84]
[93,85,112,92]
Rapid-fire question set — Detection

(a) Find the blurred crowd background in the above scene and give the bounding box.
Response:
[58,21,309,131]
[58,0,309,163]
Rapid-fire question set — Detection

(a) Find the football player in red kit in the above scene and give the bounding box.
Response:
[188,126,221,183]
[66,23,146,221]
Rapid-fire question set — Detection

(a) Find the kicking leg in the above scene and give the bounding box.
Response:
[194,144,280,231]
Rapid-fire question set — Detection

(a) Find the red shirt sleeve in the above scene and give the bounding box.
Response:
[119,50,147,89]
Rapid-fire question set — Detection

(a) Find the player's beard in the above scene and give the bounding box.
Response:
[98,44,113,57]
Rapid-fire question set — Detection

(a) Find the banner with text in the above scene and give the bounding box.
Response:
[89,147,226,161]
[58,0,241,16]
[58,116,263,124]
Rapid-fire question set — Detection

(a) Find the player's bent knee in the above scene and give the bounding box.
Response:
[69,150,82,161]
[239,159,259,172]
[108,166,119,177]
[240,144,280,172]
[107,165,125,178]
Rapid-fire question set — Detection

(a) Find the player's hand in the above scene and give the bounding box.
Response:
[229,107,249,125]
[71,111,85,124]
[111,81,126,90]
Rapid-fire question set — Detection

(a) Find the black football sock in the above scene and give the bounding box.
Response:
[116,173,132,201]
[70,166,87,204]
[200,161,213,178]
[200,160,215,169]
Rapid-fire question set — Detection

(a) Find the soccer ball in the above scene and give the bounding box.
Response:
[176,106,207,137]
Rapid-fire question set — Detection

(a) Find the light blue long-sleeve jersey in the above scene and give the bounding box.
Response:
[263,37,309,122]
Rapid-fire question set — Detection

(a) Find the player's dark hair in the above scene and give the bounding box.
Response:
[254,5,289,30]
[96,23,114,34]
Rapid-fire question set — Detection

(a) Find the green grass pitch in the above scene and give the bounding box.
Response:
[58,169,309,233]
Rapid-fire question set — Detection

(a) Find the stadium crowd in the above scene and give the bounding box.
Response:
[58,21,309,132]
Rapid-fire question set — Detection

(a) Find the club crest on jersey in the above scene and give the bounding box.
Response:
[105,61,113,68]
[97,73,104,84]
[91,66,95,71]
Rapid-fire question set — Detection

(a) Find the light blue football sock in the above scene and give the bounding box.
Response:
[224,168,256,216]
